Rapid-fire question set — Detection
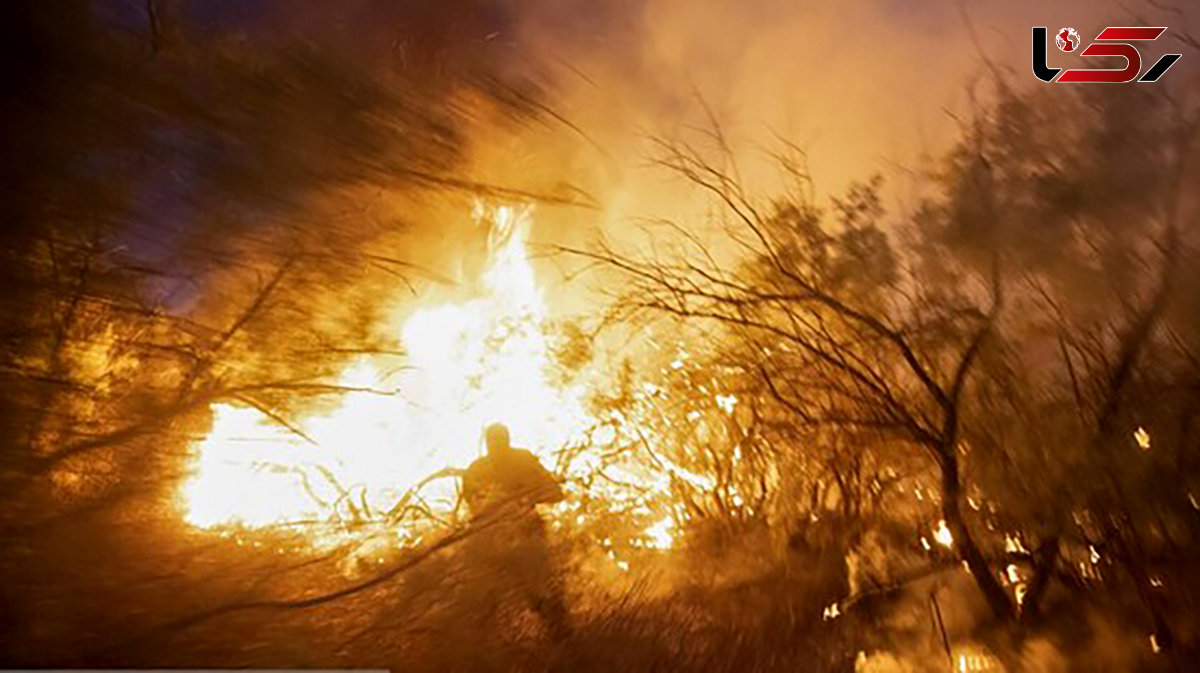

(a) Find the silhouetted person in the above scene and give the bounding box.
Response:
[463,423,564,517]
[460,423,569,639]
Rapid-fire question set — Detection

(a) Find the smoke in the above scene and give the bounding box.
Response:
[459,0,1196,230]
[95,0,1195,319]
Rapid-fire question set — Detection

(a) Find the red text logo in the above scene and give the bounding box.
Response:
[1033,26,1181,83]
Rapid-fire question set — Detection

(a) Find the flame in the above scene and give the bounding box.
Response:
[1134,426,1151,451]
[1005,563,1021,584]
[643,515,676,550]
[181,205,603,546]
[933,519,954,548]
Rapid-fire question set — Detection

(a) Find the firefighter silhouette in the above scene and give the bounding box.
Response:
[460,423,570,639]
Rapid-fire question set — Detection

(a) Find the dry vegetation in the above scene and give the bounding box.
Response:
[2,2,1200,672]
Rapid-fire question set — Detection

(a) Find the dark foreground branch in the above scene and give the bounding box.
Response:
[92,520,484,662]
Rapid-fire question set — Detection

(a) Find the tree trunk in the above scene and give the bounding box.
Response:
[941,451,1015,622]
[1020,535,1059,622]
[1108,517,1174,654]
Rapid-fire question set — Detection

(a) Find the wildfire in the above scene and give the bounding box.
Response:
[182,205,593,542]
[180,204,696,553]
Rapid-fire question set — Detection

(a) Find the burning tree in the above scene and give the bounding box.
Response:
[571,153,1017,620]
[927,81,1200,650]
[0,2,591,662]
[570,73,1200,645]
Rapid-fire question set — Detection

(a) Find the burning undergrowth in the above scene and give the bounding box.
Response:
[176,203,714,576]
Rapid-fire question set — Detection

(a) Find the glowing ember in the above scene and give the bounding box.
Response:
[1134,426,1151,451]
[933,519,954,548]
[715,394,738,414]
[1005,563,1020,584]
[1004,534,1028,554]
[643,515,675,550]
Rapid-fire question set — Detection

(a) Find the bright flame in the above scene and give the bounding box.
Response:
[1134,426,1151,451]
[715,394,738,414]
[643,516,676,550]
[1005,563,1021,584]
[181,205,609,546]
[1004,534,1028,554]
[933,519,954,548]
